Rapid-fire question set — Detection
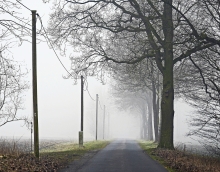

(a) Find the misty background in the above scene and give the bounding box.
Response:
[0,0,196,146]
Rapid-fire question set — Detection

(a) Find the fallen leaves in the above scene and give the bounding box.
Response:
[152,149,220,172]
[0,153,60,172]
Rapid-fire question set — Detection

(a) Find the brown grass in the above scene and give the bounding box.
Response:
[0,139,60,171]
[152,148,220,172]
[0,139,109,172]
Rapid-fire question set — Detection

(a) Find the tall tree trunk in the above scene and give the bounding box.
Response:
[156,71,161,142]
[158,0,174,149]
[147,96,153,141]
[139,114,144,139]
[143,106,148,140]
[140,106,148,139]
[150,62,159,142]
[152,78,159,142]
[156,92,160,141]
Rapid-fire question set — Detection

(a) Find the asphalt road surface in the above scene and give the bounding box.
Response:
[59,140,168,172]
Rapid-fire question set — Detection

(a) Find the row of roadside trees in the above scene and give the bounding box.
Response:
[110,59,161,142]
[0,0,219,153]
[47,0,220,151]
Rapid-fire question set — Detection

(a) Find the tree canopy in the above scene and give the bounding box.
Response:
[48,0,220,149]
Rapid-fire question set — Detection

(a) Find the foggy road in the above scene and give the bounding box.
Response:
[60,140,168,172]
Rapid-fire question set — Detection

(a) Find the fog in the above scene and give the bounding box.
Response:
[0,0,197,146]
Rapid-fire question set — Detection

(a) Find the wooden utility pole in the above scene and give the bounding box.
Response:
[32,10,39,158]
[31,122,33,152]
[103,105,105,140]
[96,94,98,140]
[79,75,84,147]
[108,112,110,139]
[81,75,84,132]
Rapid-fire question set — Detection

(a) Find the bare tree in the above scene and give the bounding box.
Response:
[0,46,28,126]
[48,0,218,149]
[174,47,220,156]
[110,58,161,142]
[0,0,31,126]
[0,0,31,44]
[168,0,220,155]
[111,87,153,141]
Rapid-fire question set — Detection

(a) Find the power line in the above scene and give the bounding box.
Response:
[16,0,32,12]
[84,79,96,101]
[36,13,96,102]
[86,88,96,101]
[36,14,74,78]
[98,98,103,110]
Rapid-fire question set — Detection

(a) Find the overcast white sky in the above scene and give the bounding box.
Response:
[0,0,196,145]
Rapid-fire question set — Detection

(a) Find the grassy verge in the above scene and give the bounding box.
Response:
[139,140,175,172]
[139,140,220,172]
[0,140,109,172]
[40,140,110,166]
